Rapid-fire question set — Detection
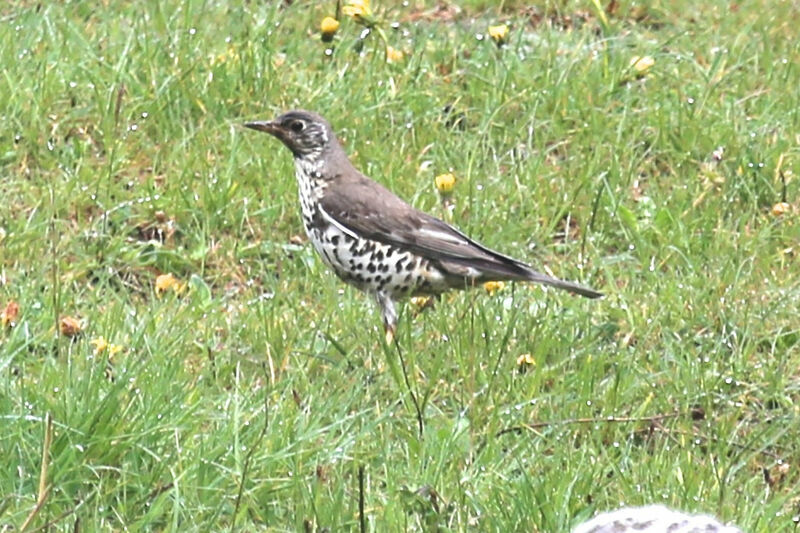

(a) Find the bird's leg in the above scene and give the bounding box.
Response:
[375,291,424,436]
[375,291,398,342]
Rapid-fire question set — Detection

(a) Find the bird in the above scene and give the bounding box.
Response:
[245,110,602,344]
[572,505,743,533]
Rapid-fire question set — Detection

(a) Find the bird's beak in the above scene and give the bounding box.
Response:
[244,120,282,135]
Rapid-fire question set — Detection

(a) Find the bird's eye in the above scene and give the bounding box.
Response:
[290,120,305,133]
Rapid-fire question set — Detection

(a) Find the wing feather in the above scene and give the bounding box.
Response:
[319,175,534,279]
[319,174,602,297]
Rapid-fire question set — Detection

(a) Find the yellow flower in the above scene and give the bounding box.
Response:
[409,296,433,310]
[155,273,182,295]
[516,353,535,367]
[109,344,123,357]
[629,55,655,74]
[320,16,339,41]
[90,336,108,355]
[386,46,404,63]
[320,16,340,34]
[92,336,124,357]
[488,24,509,46]
[771,202,792,216]
[434,173,456,194]
[483,281,505,295]
[342,0,372,18]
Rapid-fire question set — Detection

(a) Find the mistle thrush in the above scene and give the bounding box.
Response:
[572,505,742,533]
[245,110,602,343]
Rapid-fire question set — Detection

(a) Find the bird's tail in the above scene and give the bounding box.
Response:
[434,241,603,298]
[523,270,603,298]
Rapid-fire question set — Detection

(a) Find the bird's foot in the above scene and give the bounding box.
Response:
[384,326,395,346]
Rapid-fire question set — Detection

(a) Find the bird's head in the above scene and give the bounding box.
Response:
[245,110,334,159]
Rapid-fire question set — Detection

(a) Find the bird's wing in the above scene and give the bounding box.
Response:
[318,174,603,298]
[317,175,538,279]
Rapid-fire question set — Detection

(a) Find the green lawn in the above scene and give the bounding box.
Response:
[1,0,799,530]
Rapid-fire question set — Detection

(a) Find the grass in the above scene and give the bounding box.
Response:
[1,0,799,530]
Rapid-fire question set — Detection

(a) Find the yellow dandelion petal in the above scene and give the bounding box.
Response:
[771,202,792,216]
[629,55,655,74]
[321,16,340,35]
[343,0,372,18]
[488,24,509,45]
[434,173,456,194]
[108,344,124,358]
[91,336,109,355]
[156,273,180,295]
[483,281,506,296]
[386,46,404,63]
[516,353,536,366]
[410,296,431,308]
[320,16,339,41]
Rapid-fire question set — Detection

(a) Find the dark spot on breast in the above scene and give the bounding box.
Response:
[379,263,389,273]
[405,260,415,271]
[367,263,377,273]
[395,259,405,273]
[374,250,384,261]
[331,235,340,245]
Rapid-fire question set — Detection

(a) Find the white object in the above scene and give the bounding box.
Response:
[573,505,743,533]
